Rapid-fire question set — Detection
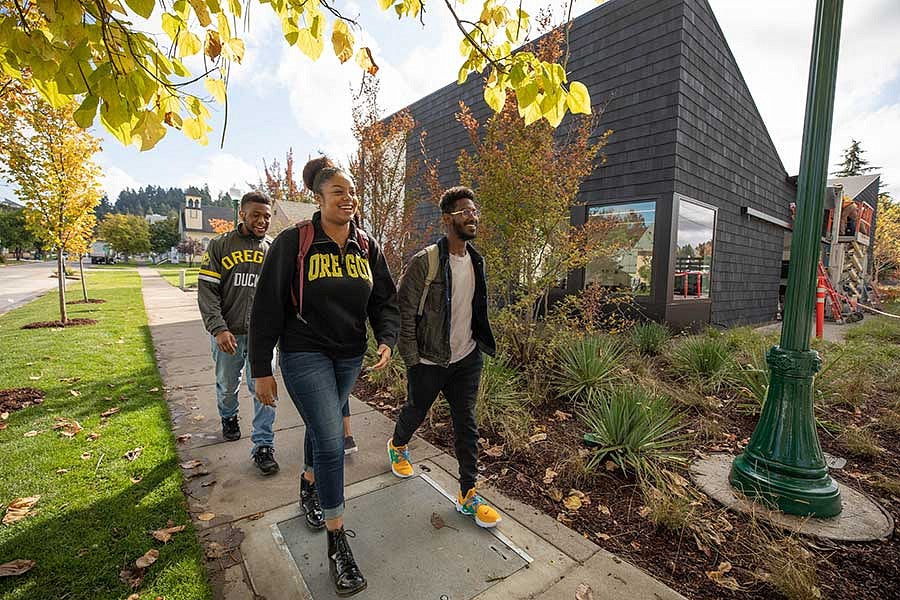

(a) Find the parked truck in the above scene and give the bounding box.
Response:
[90,240,116,264]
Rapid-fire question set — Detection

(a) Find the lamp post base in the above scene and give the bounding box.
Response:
[730,452,841,517]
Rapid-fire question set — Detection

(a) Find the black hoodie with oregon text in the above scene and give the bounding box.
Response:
[248,212,400,378]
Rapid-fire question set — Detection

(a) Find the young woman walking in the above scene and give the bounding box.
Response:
[249,157,399,596]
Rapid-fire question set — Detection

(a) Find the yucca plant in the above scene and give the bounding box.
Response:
[553,335,627,402]
[668,335,734,393]
[734,342,770,413]
[477,354,533,451]
[578,387,688,476]
[629,321,671,356]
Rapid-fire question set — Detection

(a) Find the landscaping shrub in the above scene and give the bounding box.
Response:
[629,321,670,356]
[838,425,883,458]
[578,387,688,475]
[552,335,627,403]
[668,334,735,393]
[477,354,533,452]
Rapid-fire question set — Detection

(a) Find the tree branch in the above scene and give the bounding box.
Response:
[443,0,505,74]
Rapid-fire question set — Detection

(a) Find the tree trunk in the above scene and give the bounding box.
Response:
[57,251,68,325]
[79,255,88,301]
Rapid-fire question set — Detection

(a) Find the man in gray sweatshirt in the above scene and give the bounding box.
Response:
[198,191,278,475]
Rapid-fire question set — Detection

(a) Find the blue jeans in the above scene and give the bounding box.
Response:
[211,334,276,455]
[280,351,363,520]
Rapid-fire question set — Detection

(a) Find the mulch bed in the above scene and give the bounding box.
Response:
[66,298,106,305]
[354,376,899,600]
[21,318,97,329]
[0,387,45,414]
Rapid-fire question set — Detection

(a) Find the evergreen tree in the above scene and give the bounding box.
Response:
[832,139,878,177]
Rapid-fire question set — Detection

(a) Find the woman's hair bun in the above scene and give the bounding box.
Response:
[302,156,336,191]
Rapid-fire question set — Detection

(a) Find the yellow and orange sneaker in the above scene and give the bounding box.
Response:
[387,438,413,478]
[456,488,501,528]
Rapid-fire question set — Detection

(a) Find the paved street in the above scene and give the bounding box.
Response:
[0,260,59,316]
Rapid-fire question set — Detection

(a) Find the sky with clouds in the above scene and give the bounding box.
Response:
[83,0,900,202]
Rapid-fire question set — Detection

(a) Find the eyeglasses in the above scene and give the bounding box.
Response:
[447,208,480,219]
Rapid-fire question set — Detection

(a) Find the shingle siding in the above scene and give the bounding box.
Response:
[399,0,794,327]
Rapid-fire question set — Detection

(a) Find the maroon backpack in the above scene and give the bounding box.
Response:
[291,220,370,316]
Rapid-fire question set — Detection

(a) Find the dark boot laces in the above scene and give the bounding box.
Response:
[333,529,361,575]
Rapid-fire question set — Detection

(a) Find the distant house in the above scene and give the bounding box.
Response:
[269,199,317,236]
[0,198,23,211]
[145,213,167,225]
[179,193,234,249]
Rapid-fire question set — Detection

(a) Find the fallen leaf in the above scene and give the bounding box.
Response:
[148,387,160,392]
[176,434,192,444]
[604,460,617,471]
[23,430,39,438]
[80,452,92,460]
[200,479,217,487]
[430,512,446,529]
[197,512,215,521]
[595,532,611,541]
[87,432,101,441]
[706,561,741,591]
[124,447,143,461]
[533,425,547,433]
[127,595,140,600]
[120,566,145,589]
[630,540,641,550]
[100,407,120,418]
[180,460,203,469]
[597,504,611,516]
[515,472,530,485]
[546,487,563,502]
[247,512,265,521]
[56,468,68,474]
[0,412,8,420]
[2,496,40,525]
[152,525,186,543]
[130,475,143,484]
[135,548,159,569]
[529,432,547,443]
[69,389,80,397]
[191,414,204,421]
[53,417,82,437]
[0,423,6,430]
[638,506,651,518]
[0,559,35,577]
[574,582,593,600]
[553,410,572,421]
[563,494,583,511]
[205,542,226,560]
[484,445,504,458]
[59,376,81,383]
[542,468,558,484]
[28,375,41,380]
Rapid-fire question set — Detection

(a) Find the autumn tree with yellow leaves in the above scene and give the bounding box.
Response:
[873,193,900,285]
[0,93,103,325]
[0,0,599,152]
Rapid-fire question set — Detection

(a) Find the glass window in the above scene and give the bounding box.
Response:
[585,201,656,296]
[673,199,715,299]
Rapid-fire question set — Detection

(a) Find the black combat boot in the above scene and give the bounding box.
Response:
[299,476,325,529]
[327,528,366,597]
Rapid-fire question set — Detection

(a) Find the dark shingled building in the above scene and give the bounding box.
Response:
[400,0,800,329]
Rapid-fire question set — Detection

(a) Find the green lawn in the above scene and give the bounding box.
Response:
[154,265,199,290]
[0,271,211,600]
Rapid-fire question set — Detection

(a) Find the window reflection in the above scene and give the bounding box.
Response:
[673,200,715,299]
[585,201,655,295]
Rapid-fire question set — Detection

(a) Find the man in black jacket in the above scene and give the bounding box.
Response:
[198,191,279,475]
[387,186,501,528]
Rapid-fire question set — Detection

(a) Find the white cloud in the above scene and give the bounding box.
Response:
[181,153,261,198]
[100,165,141,202]
[712,0,900,195]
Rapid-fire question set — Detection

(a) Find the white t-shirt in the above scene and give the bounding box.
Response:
[421,251,477,365]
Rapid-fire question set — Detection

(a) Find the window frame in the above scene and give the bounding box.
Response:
[670,194,717,303]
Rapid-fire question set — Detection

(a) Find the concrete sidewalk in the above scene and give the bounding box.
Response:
[138,267,686,600]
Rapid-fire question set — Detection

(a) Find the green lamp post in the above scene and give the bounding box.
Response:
[729,0,844,517]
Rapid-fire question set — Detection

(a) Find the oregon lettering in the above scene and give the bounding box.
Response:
[221,249,265,270]
[308,253,372,282]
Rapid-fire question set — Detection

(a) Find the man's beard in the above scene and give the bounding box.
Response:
[453,221,476,241]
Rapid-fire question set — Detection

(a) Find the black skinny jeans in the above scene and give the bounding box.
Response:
[392,348,483,494]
